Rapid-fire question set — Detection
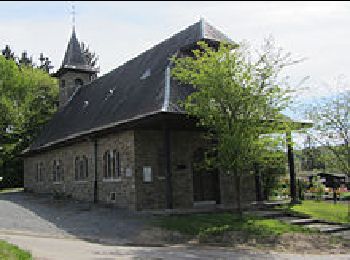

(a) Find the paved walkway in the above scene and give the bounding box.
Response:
[1,233,350,260]
[0,191,150,245]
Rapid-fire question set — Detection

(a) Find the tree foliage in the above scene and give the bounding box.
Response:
[171,39,297,214]
[304,86,349,175]
[0,55,58,187]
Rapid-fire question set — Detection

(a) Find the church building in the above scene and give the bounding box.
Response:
[22,20,259,210]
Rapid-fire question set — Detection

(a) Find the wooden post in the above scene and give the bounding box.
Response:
[164,127,173,209]
[254,163,262,202]
[286,131,297,204]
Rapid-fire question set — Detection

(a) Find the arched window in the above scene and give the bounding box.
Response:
[113,150,120,178]
[103,150,120,179]
[75,155,89,181]
[75,156,80,180]
[53,160,57,182]
[75,78,83,88]
[53,159,64,183]
[83,156,88,178]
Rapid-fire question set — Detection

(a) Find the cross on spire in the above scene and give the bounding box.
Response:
[71,2,76,29]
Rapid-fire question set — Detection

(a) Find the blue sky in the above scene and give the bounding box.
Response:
[1,1,349,119]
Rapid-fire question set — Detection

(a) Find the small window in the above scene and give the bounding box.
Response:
[110,192,116,202]
[75,78,83,88]
[61,80,66,88]
[143,166,152,183]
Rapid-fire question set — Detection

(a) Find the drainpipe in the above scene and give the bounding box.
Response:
[164,126,173,209]
[93,139,98,203]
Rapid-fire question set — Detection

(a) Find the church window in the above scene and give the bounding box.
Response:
[103,149,120,179]
[53,159,64,183]
[74,155,89,181]
[35,162,44,182]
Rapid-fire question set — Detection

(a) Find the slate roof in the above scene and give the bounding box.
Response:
[27,19,233,153]
[55,27,98,75]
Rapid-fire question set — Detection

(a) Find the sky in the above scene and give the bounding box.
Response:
[0,1,349,118]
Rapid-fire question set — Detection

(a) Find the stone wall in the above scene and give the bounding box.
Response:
[134,130,205,210]
[24,128,256,211]
[24,130,136,210]
[59,71,92,108]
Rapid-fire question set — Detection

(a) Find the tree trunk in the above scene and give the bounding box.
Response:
[234,171,242,218]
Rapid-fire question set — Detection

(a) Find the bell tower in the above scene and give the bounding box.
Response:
[53,5,98,108]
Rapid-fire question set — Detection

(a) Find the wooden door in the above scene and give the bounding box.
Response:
[192,148,220,203]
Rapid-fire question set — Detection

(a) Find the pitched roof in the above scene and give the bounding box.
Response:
[27,19,233,153]
[57,27,97,74]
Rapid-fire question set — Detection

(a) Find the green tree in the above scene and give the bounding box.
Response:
[171,39,297,216]
[304,81,349,213]
[0,55,58,188]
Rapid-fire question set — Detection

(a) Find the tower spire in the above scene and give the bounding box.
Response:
[71,2,76,31]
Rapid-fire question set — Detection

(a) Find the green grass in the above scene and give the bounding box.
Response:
[340,192,350,200]
[0,240,32,260]
[154,213,311,238]
[282,200,350,224]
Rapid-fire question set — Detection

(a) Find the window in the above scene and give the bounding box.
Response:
[113,150,120,178]
[75,78,83,88]
[61,79,66,88]
[53,159,64,183]
[35,162,44,182]
[143,166,152,183]
[110,192,116,202]
[103,149,120,179]
[75,155,89,181]
[75,156,80,180]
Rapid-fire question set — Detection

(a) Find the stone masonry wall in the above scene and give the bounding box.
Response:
[24,128,256,211]
[134,130,204,210]
[24,130,136,210]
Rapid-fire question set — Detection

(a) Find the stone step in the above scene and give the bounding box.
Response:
[303,223,350,233]
[289,218,319,225]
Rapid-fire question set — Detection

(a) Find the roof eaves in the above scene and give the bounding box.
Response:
[24,110,165,154]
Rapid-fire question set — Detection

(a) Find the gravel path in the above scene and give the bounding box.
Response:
[0,191,151,244]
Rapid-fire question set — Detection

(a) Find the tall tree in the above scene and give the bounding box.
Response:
[0,55,58,188]
[171,39,297,215]
[304,87,349,175]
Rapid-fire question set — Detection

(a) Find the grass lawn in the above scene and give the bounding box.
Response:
[282,200,350,224]
[340,192,350,200]
[155,212,311,238]
[0,240,32,260]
